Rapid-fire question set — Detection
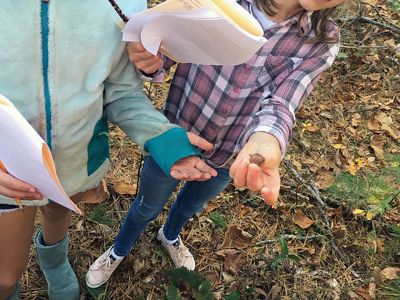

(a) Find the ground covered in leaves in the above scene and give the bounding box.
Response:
[22,1,399,299]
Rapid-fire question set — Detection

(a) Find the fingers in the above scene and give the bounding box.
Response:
[0,162,43,201]
[186,132,214,152]
[170,169,189,181]
[232,158,249,188]
[170,167,202,181]
[195,160,217,178]
[170,157,217,181]
[0,172,43,200]
[127,42,162,74]
[246,164,264,191]
[261,186,279,206]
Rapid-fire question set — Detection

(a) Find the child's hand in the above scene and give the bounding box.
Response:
[170,156,217,181]
[229,132,281,206]
[0,168,43,200]
[170,132,217,181]
[127,42,163,75]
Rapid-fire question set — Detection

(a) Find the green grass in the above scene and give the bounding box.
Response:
[89,202,115,227]
[327,154,400,218]
[379,277,400,300]
[208,212,228,230]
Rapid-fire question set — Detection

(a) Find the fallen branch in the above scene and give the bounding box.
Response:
[285,161,361,279]
[357,16,400,35]
[256,234,326,246]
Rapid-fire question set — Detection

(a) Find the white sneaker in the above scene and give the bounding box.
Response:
[158,226,195,271]
[86,246,124,288]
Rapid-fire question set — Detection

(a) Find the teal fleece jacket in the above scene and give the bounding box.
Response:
[0,0,199,206]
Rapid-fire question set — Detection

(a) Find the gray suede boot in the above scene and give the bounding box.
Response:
[6,282,20,300]
[35,230,80,300]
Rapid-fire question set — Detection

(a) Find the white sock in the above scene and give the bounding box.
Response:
[161,228,179,245]
[110,247,125,260]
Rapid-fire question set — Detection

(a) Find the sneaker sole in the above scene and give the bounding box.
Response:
[85,273,108,289]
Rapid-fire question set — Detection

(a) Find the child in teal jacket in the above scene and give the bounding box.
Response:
[0,1,216,299]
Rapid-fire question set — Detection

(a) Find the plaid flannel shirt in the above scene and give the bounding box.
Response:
[147,0,340,168]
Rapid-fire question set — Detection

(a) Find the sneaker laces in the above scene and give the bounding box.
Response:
[173,239,192,259]
[93,251,117,272]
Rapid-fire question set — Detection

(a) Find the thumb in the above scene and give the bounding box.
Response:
[187,132,213,151]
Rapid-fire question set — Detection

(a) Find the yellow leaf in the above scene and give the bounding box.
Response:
[366,211,376,220]
[355,158,367,168]
[348,161,358,176]
[333,144,345,149]
[353,209,365,216]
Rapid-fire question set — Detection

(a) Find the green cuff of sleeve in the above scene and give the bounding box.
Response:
[144,128,201,176]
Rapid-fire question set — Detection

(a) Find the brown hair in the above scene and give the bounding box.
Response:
[254,0,338,43]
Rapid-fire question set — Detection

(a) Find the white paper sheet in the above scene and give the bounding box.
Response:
[123,7,266,65]
[0,95,81,214]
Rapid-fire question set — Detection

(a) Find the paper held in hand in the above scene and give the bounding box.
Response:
[0,95,82,214]
[122,0,267,65]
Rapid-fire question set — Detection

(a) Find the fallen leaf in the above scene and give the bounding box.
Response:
[351,113,362,127]
[380,267,400,282]
[366,211,376,221]
[315,169,335,189]
[114,181,137,195]
[292,209,314,229]
[333,144,346,149]
[353,209,366,216]
[236,204,251,218]
[224,252,245,275]
[80,180,109,204]
[368,73,381,81]
[371,135,386,160]
[355,286,372,300]
[348,161,358,176]
[382,124,400,140]
[204,202,218,213]
[367,116,381,132]
[218,226,253,250]
[377,238,385,253]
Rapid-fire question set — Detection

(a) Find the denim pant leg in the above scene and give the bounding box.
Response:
[114,156,179,256]
[163,168,231,240]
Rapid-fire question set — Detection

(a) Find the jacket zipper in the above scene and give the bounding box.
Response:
[41,0,52,148]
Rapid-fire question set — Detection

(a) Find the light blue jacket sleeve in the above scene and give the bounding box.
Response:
[103,51,200,175]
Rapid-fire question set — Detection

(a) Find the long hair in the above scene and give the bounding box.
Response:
[254,0,338,43]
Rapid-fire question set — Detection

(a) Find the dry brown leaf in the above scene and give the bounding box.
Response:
[351,113,362,127]
[114,181,137,195]
[371,135,386,160]
[292,209,314,229]
[367,116,381,132]
[236,204,251,218]
[355,286,372,300]
[204,202,218,213]
[80,180,109,204]
[380,267,400,282]
[368,73,381,81]
[315,169,335,190]
[382,124,400,140]
[224,252,245,275]
[218,226,253,250]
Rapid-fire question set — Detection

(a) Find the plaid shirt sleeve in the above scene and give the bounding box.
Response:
[251,42,340,156]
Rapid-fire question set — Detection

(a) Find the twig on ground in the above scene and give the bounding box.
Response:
[357,16,400,35]
[285,161,361,279]
[256,234,326,246]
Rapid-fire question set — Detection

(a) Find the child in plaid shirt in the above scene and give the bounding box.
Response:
[87,0,346,287]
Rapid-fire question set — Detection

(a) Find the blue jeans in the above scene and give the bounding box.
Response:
[113,156,231,256]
